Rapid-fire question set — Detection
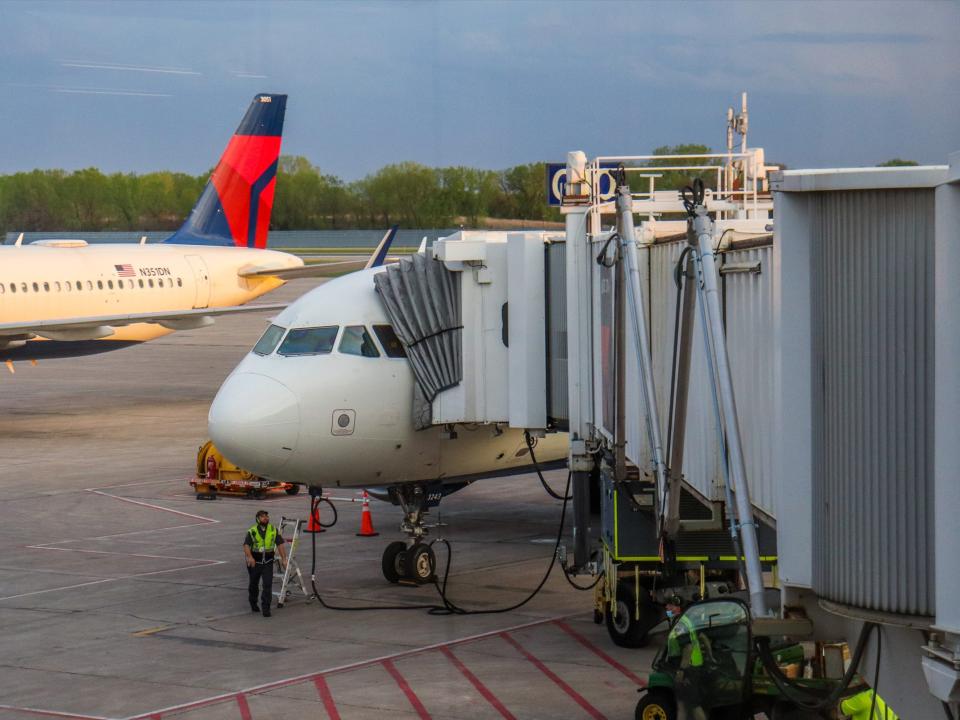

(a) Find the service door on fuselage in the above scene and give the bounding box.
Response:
[185,255,211,309]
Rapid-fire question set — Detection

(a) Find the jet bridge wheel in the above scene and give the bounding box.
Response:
[606,583,662,648]
[382,541,408,584]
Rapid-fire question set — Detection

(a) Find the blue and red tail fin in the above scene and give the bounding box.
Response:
[165,93,286,248]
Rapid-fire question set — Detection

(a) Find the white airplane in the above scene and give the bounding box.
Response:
[207,259,568,584]
[0,94,397,364]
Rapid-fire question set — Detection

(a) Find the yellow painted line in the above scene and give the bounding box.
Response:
[131,625,173,637]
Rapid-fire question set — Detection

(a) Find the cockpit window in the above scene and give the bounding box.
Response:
[278,326,339,356]
[339,325,380,358]
[252,324,286,356]
[372,324,407,359]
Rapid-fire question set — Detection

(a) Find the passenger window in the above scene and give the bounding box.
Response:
[55,282,60,291]
[86,281,93,290]
[253,324,286,356]
[372,325,407,358]
[148,279,154,288]
[0,284,4,294]
[107,280,113,289]
[43,282,50,292]
[128,279,134,289]
[9,283,15,293]
[177,278,183,287]
[97,280,103,290]
[138,279,144,288]
[278,326,339,356]
[32,282,39,292]
[339,325,380,358]
[21,282,28,292]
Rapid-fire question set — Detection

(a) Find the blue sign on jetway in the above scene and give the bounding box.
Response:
[545,162,620,206]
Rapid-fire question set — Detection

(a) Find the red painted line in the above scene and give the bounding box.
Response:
[313,676,341,720]
[125,614,579,720]
[382,660,431,720]
[125,613,575,720]
[554,620,646,687]
[500,632,606,720]
[236,693,253,720]
[438,646,516,720]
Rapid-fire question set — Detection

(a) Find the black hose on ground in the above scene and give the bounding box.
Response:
[428,471,573,615]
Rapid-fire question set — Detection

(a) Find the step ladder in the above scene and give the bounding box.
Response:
[273,516,313,608]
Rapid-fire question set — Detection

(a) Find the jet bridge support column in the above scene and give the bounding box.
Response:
[564,151,595,570]
[691,205,768,617]
[617,186,669,532]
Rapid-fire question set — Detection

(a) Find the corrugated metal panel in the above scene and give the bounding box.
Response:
[811,189,935,616]
[545,241,569,426]
[724,246,776,517]
[645,242,721,503]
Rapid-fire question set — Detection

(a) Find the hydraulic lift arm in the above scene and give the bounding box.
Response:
[615,176,768,616]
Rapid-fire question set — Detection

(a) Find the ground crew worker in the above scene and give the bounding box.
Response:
[243,510,287,617]
[667,611,711,720]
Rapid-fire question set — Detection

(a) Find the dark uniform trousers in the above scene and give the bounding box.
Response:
[248,556,274,610]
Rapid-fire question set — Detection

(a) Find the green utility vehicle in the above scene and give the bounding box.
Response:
[635,598,867,720]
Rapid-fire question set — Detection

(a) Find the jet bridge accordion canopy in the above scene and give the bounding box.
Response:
[373,251,462,429]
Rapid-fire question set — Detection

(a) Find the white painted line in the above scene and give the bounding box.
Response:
[87,478,186,490]
[0,561,224,602]
[25,546,221,564]
[86,489,218,523]
[0,703,111,720]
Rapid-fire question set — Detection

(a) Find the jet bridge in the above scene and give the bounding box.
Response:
[375,134,781,631]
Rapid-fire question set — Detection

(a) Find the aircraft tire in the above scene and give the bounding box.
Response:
[406,544,436,585]
[382,541,407,583]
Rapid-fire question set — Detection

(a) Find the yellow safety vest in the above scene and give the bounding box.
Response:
[667,615,704,667]
[840,690,898,720]
[248,524,277,553]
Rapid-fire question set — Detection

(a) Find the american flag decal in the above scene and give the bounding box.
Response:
[115,264,135,277]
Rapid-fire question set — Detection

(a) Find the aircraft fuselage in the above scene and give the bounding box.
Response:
[208,267,567,489]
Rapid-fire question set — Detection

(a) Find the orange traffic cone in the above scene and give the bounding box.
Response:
[305,504,325,533]
[356,490,379,537]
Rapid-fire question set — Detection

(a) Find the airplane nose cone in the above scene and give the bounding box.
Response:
[208,372,300,476]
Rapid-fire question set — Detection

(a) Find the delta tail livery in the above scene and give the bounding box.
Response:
[0,94,312,362]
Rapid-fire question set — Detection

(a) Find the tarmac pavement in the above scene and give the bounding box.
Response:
[0,279,660,720]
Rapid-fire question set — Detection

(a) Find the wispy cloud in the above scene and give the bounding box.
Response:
[756,31,930,45]
[232,72,268,79]
[52,87,172,98]
[61,61,200,76]
[7,82,172,98]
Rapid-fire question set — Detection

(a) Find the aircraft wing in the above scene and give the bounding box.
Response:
[0,303,286,340]
[239,225,400,279]
[239,259,370,279]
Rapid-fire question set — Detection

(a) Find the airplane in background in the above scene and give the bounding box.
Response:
[0,93,397,365]
[207,259,568,585]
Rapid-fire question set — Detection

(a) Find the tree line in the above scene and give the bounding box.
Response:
[0,156,567,235]
[0,147,915,236]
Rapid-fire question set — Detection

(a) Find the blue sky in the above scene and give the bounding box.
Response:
[0,0,957,179]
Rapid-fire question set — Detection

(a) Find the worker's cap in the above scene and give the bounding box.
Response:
[255,509,269,519]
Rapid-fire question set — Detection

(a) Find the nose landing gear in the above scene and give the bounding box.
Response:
[380,483,438,585]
